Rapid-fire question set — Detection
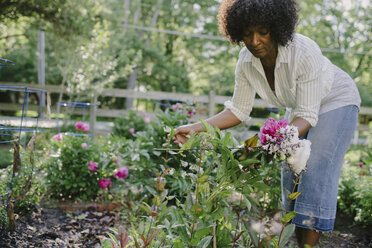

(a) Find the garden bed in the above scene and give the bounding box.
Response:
[0,206,371,248]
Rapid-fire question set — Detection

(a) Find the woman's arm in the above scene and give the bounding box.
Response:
[290,116,311,137]
[172,109,241,145]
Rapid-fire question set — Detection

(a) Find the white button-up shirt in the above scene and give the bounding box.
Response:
[225,34,361,126]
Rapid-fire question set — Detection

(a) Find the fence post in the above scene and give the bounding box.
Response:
[90,95,98,137]
[208,90,216,117]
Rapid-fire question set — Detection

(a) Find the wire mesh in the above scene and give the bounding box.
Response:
[56,101,96,137]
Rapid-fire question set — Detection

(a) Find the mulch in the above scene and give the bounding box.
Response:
[0,206,371,248]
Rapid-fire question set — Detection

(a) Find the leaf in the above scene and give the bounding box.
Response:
[13,140,21,173]
[145,186,157,196]
[239,134,259,160]
[180,134,198,151]
[278,224,295,248]
[210,206,224,221]
[197,175,209,184]
[243,221,259,247]
[170,208,189,242]
[281,212,297,225]
[190,204,203,217]
[145,229,160,245]
[240,159,260,166]
[272,237,279,248]
[200,119,213,134]
[288,192,301,200]
[196,235,213,248]
[139,234,146,243]
[173,238,184,248]
[244,134,259,148]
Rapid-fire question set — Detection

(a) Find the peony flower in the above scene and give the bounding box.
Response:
[82,123,90,132]
[87,161,98,172]
[81,143,88,149]
[129,128,135,134]
[75,122,84,130]
[188,109,196,117]
[114,166,129,180]
[144,117,151,123]
[259,118,288,145]
[52,134,63,141]
[99,178,112,189]
[287,139,312,175]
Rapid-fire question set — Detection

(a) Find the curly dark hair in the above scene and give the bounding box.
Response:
[218,0,298,46]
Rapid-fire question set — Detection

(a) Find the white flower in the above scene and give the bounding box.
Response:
[227,191,244,205]
[251,221,265,234]
[287,139,311,175]
[269,220,283,235]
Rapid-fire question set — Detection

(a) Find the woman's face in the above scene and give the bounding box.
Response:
[242,26,277,60]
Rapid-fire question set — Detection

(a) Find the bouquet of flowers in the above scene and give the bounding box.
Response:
[258,118,311,175]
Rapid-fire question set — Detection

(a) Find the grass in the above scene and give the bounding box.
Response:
[0,149,12,169]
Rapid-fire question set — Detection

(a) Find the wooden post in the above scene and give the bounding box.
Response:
[38,28,45,119]
[208,90,216,117]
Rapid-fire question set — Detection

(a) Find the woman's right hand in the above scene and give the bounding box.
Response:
[172,123,202,146]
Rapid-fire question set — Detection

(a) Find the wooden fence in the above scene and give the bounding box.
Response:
[0,82,371,140]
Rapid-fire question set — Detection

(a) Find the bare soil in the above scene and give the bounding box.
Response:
[0,206,371,248]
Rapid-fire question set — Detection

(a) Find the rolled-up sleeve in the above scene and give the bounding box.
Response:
[291,43,324,127]
[224,58,255,122]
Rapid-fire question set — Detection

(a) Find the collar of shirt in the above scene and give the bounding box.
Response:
[241,45,289,69]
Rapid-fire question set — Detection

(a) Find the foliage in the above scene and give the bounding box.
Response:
[338,122,372,226]
[112,110,150,139]
[0,141,44,230]
[43,133,122,202]
[101,119,303,247]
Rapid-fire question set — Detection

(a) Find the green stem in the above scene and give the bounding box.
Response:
[278,176,300,245]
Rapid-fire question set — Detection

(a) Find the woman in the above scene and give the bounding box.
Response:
[173,0,361,247]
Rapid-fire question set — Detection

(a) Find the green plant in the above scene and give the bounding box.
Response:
[338,146,372,226]
[43,134,122,201]
[0,140,44,230]
[102,119,303,247]
[112,110,150,139]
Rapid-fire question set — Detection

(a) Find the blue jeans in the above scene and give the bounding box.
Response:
[281,105,359,232]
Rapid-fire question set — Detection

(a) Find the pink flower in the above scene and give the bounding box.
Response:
[114,166,129,180]
[87,161,98,172]
[359,162,364,168]
[75,122,90,132]
[144,117,151,123]
[75,122,84,130]
[82,123,90,132]
[52,134,63,141]
[99,178,112,189]
[81,143,88,149]
[188,109,196,116]
[129,128,135,134]
[259,118,288,145]
[171,104,178,111]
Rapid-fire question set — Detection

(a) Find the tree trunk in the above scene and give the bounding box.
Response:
[125,0,163,109]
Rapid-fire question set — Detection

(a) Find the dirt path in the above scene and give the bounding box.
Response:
[0,207,371,247]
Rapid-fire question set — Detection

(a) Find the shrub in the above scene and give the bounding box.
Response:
[43,128,129,202]
[112,110,149,139]
[338,122,372,226]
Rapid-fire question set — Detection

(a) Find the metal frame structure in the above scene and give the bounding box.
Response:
[0,59,48,212]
